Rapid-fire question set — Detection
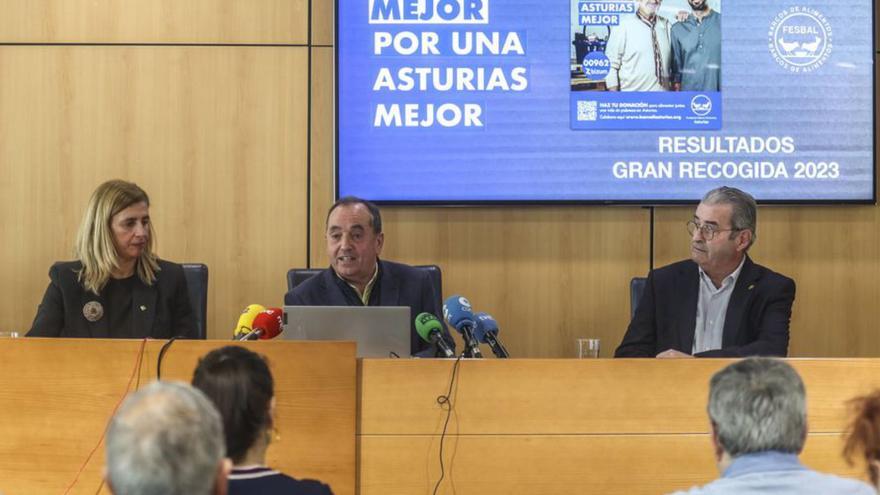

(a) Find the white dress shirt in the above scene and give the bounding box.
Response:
[693,257,746,354]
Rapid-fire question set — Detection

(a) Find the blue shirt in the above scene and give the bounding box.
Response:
[670,10,721,91]
[668,451,874,495]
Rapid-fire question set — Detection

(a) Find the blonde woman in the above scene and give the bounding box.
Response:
[28,180,195,338]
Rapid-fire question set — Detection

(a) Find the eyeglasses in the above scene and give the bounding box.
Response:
[686,220,739,241]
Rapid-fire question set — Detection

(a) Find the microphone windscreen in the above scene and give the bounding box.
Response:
[473,312,499,343]
[252,308,283,339]
[415,312,444,343]
[234,304,266,338]
[443,295,475,331]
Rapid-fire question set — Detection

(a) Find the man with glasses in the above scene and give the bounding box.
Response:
[615,186,795,358]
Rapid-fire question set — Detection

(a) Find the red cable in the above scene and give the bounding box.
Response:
[62,338,147,495]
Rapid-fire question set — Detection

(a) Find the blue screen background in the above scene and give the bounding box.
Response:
[337,0,874,202]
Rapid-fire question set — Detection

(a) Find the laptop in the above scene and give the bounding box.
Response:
[282,306,411,358]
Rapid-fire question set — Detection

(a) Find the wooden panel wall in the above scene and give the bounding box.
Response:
[0,339,355,495]
[358,358,878,494]
[0,3,310,340]
[312,0,335,46]
[0,1,309,44]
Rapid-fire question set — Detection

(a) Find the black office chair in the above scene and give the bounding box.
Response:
[286,265,444,309]
[182,263,209,339]
[287,268,324,292]
[630,277,647,318]
[418,265,443,309]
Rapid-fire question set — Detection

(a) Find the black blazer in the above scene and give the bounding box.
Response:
[284,259,455,356]
[27,260,196,339]
[615,257,795,358]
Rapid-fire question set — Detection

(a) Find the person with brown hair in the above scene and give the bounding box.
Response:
[844,390,880,491]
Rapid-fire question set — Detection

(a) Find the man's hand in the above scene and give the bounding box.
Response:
[656,349,694,359]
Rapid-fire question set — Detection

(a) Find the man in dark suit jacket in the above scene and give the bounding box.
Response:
[285,197,455,357]
[615,186,795,358]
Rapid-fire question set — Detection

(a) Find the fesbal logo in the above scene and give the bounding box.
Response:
[768,6,832,73]
[690,95,712,117]
[369,0,489,24]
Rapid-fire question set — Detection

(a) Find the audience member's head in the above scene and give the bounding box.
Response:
[707,357,807,470]
[105,381,229,495]
[844,390,880,490]
[192,345,276,465]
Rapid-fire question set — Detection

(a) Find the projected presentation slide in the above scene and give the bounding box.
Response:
[337,0,874,203]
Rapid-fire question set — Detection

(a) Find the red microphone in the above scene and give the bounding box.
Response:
[239,308,283,341]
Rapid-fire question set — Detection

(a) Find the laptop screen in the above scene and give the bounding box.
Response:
[282,306,410,358]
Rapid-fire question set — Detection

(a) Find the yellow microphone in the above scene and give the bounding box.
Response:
[233,304,266,340]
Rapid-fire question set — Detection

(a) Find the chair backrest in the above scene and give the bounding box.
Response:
[630,277,647,319]
[418,265,443,312]
[287,265,444,309]
[287,268,324,292]
[182,263,209,339]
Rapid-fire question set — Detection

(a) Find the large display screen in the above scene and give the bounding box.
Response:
[336,0,875,203]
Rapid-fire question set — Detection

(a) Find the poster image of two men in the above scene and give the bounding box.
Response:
[570,0,722,130]
[571,0,721,92]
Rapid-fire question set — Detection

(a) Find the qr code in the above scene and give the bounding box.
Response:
[577,100,597,121]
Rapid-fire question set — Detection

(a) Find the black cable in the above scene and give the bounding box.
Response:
[432,351,465,495]
[156,336,181,380]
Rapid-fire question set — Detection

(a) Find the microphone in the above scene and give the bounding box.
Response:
[239,308,284,341]
[473,312,510,358]
[442,295,482,358]
[415,312,454,358]
[233,304,266,340]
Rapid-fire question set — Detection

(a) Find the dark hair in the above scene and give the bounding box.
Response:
[326,196,382,234]
[191,346,274,463]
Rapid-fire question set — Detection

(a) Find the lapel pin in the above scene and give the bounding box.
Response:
[748,284,755,291]
[83,301,104,322]
[139,305,147,312]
